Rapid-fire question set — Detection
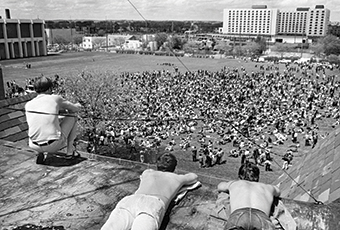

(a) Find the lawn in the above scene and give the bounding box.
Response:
[1,52,339,186]
[2,52,248,86]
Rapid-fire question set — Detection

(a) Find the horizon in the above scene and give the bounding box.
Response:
[1,0,340,22]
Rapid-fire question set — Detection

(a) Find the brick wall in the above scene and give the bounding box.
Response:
[0,93,37,142]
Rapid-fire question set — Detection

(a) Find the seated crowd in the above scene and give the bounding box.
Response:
[73,61,340,171]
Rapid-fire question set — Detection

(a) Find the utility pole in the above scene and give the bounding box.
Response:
[0,66,5,100]
[105,17,109,52]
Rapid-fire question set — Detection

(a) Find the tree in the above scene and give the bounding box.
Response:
[61,70,141,153]
[168,35,184,50]
[155,33,168,50]
[254,36,267,54]
[232,46,244,57]
[242,42,266,57]
[182,40,200,53]
[53,35,70,45]
[273,43,293,58]
[97,29,106,36]
[310,42,324,57]
[319,35,340,56]
[214,40,233,54]
[72,34,83,45]
[328,54,340,65]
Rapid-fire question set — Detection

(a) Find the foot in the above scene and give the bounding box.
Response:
[36,152,48,164]
[72,150,81,158]
[63,151,81,159]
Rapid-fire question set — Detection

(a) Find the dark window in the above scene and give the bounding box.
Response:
[6,23,18,38]
[20,23,31,38]
[33,23,43,37]
[0,23,4,38]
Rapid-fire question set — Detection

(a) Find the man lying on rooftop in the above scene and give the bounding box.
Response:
[101,152,200,230]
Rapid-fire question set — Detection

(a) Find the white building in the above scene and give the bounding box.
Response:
[222,5,278,37]
[222,5,330,43]
[81,36,106,50]
[122,38,142,50]
[306,5,330,37]
[81,35,142,50]
[277,9,309,35]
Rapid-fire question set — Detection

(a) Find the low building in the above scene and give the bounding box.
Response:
[122,36,142,50]
[81,35,142,51]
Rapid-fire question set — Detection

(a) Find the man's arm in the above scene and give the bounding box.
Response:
[272,185,281,198]
[217,181,233,193]
[181,172,198,186]
[59,97,82,113]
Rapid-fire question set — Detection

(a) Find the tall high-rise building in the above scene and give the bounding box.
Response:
[306,5,330,37]
[277,8,309,35]
[222,5,330,42]
[222,6,278,36]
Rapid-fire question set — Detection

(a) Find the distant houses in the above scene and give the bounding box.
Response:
[80,34,157,51]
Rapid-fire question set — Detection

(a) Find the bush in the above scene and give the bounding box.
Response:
[264,56,279,62]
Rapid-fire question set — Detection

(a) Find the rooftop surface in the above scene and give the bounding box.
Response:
[2,139,340,230]
[275,125,340,204]
[0,140,227,230]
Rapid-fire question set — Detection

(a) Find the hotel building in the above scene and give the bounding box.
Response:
[222,5,330,43]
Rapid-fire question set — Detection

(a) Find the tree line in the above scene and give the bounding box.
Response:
[45,20,222,34]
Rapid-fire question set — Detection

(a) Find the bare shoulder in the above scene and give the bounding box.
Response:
[143,168,155,174]
[218,181,231,192]
[176,172,198,185]
[259,183,281,197]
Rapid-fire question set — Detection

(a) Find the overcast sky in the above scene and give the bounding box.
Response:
[1,0,340,22]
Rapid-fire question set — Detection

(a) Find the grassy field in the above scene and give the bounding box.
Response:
[1,52,250,86]
[1,52,339,185]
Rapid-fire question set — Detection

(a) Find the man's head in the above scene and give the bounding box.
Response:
[34,76,53,93]
[238,162,260,182]
[157,153,177,172]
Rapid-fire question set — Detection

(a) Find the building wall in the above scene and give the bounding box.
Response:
[0,19,47,60]
[45,28,77,46]
[222,5,330,41]
[123,40,142,50]
[222,8,278,36]
[306,8,330,37]
[277,10,308,35]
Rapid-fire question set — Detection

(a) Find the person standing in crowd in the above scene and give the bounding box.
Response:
[25,76,82,163]
[217,162,281,229]
[101,153,199,230]
[191,145,198,162]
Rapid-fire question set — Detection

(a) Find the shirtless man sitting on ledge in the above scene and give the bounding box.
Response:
[217,162,281,230]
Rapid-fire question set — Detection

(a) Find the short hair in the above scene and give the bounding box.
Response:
[157,153,177,172]
[34,76,53,93]
[238,162,260,182]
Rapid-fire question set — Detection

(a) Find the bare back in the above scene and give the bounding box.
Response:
[218,180,280,216]
[135,169,197,209]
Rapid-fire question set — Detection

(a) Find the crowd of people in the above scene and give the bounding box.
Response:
[19,59,339,229]
[9,59,339,171]
[79,61,340,172]
[5,74,62,99]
